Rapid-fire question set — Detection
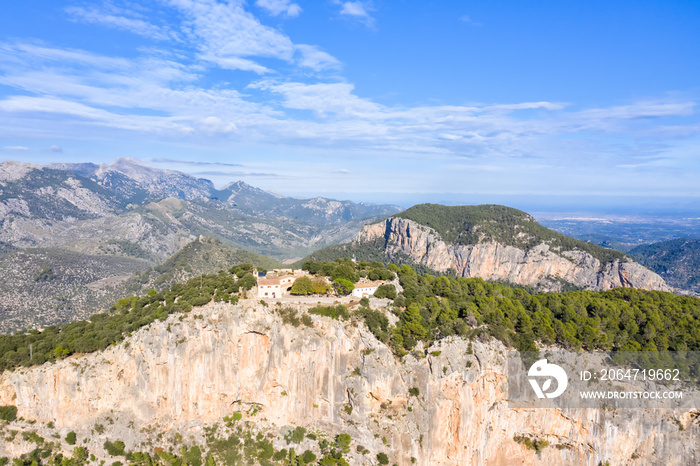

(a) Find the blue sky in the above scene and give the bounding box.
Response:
[1,0,699,210]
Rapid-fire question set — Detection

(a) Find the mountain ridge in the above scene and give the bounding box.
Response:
[308,204,670,292]
[0,159,400,260]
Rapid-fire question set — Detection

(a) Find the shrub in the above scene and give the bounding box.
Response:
[301,450,316,463]
[514,435,549,453]
[284,426,306,444]
[73,447,88,462]
[309,305,350,320]
[104,440,126,456]
[377,452,389,465]
[333,278,355,296]
[66,431,77,445]
[311,278,330,294]
[336,433,352,453]
[0,405,17,421]
[374,284,397,300]
[290,276,313,295]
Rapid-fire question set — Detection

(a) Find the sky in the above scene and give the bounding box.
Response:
[1,0,699,211]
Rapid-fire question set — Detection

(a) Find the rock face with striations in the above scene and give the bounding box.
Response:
[356,214,671,292]
[0,300,696,465]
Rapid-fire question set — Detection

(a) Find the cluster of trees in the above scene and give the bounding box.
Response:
[1,409,375,466]
[300,259,395,296]
[289,276,330,296]
[379,265,699,369]
[0,264,260,372]
[301,259,395,284]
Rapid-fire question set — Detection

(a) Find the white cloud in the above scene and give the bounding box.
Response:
[66,6,175,41]
[201,116,238,133]
[578,101,695,121]
[48,145,63,153]
[166,0,295,72]
[336,1,374,27]
[4,41,693,162]
[295,45,342,71]
[340,1,369,17]
[2,146,29,151]
[255,0,302,17]
[252,81,380,116]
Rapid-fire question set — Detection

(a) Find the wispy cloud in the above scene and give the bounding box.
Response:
[295,45,342,71]
[0,0,698,198]
[251,81,380,116]
[149,158,243,167]
[166,0,294,73]
[66,5,176,41]
[336,1,374,27]
[47,145,63,153]
[193,170,279,177]
[1,40,695,164]
[339,1,369,17]
[2,146,29,151]
[459,14,483,27]
[255,0,301,17]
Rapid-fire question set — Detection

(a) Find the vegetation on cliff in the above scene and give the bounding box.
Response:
[129,237,281,291]
[301,259,395,283]
[395,204,627,264]
[0,237,281,335]
[0,408,368,466]
[384,265,699,369]
[0,263,258,372]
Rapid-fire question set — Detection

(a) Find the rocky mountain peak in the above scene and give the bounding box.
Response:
[0,160,42,183]
[353,213,671,292]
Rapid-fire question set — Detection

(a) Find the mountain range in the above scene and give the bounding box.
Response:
[1,158,400,260]
[0,158,399,332]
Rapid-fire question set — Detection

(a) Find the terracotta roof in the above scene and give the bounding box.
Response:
[258,276,282,285]
[354,281,382,289]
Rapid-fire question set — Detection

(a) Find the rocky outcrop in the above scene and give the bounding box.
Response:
[0,300,696,464]
[357,217,671,292]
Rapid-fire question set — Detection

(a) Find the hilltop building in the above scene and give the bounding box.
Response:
[256,269,307,298]
[351,281,382,298]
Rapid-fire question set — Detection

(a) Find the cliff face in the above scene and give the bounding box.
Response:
[1,300,696,465]
[357,218,670,292]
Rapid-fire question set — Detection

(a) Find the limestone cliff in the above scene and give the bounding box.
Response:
[0,300,696,465]
[356,217,670,292]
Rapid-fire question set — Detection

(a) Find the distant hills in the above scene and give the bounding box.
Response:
[630,238,700,294]
[306,204,669,292]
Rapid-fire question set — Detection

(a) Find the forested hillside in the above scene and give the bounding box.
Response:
[630,238,700,294]
[0,237,279,334]
[395,204,627,264]
[3,258,696,378]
